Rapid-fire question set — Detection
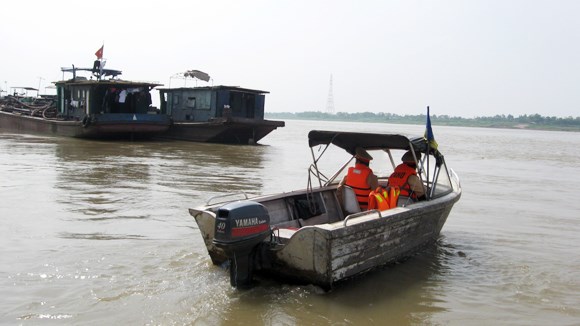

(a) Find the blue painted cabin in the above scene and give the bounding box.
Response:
[158,86,268,122]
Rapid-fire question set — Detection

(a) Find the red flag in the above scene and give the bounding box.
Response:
[95,45,104,59]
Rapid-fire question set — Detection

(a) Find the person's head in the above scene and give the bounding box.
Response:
[402,150,421,166]
[355,147,373,165]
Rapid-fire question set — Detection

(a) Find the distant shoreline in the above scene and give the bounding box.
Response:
[266,112,580,132]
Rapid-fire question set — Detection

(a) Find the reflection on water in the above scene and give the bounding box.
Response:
[51,139,268,225]
[1,122,580,325]
[319,240,456,325]
[209,237,458,326]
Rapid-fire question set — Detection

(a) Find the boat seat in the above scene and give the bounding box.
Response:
[397,196,416,207]
[342,186,361,215]
[300,213,330,226]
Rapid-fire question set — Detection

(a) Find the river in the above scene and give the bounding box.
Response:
[1,120,579,325]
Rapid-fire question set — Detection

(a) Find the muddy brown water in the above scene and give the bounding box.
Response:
[1,120,579,325]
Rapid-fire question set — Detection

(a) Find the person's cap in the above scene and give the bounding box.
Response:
[355,147,373,162]
[402,150,420,162]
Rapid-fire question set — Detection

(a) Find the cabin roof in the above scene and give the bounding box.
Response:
[308,130,430,155]
[158,85,269,94]
[56,66,161,88]
[54,79,162,88]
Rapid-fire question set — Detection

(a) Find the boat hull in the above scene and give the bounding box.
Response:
[0,111,171,139]
[269,194,459,288]
[159,117,285,144]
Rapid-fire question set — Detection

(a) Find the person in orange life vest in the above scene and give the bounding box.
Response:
[388,150,426,201]
[338,147,379,210]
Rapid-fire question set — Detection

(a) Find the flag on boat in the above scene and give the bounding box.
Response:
[95,45,104,59]
[424,106,438,151]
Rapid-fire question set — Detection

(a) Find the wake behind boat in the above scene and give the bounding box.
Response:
[189,127,462,290]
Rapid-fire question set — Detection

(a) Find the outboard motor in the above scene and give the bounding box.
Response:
[213,201,271,288]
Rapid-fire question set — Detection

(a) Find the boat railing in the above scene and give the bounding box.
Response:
[343,209,381,227]
[206,193,249,206]
[307,163,331,186]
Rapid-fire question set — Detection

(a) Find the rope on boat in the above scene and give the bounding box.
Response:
[0,95,55,116]
[42,107,58,119]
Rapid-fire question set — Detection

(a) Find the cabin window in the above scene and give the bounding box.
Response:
[194,92,211,110]
[69,88,88,110]
[172,94,179,105]
[71,89,88,101]
[186,97,196,108]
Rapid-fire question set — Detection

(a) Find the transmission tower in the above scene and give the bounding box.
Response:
[326,74,335,114]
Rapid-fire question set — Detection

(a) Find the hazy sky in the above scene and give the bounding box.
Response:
[1,0,578,118]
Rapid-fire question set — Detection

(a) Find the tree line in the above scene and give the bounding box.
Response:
[266,111,580,131]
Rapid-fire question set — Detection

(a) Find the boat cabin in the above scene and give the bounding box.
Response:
[158,86,268,122]
[54,67,160,121]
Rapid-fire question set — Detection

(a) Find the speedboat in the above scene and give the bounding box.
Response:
[189,130,462,290]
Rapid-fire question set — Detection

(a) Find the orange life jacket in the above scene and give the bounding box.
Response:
[368,186,401,211]
[368,187,390,211]
[388,186,400,208]
[345,163,372,210]
[388,164,418,198]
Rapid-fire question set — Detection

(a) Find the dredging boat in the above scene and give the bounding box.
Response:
[0,60,170,139]
[189,129,462,290]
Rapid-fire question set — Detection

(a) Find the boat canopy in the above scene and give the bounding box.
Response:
[307,130,448,193]
[308,130,432,155]
[61,67,122,78]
